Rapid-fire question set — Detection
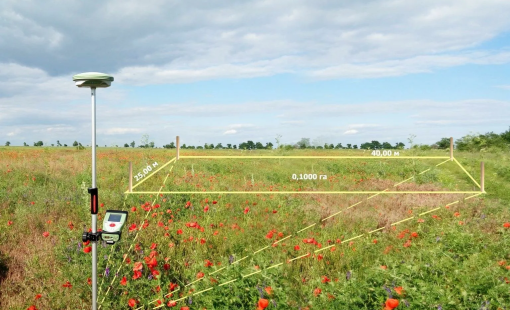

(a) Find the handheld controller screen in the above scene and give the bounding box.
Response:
[108,214,122,222]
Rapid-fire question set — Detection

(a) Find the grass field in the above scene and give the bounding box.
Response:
[1,146,509,310]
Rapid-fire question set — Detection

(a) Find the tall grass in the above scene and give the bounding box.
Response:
[0,147,509,309]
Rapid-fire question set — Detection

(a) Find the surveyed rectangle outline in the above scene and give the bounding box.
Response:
[125,155,483,195]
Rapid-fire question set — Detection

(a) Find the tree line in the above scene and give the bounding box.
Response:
[4,126,510,151]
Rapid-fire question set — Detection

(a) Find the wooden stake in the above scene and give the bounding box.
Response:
[450,137,453,161]
[481,161,484,193]
[176,136,180,160]
[129,161,132,192]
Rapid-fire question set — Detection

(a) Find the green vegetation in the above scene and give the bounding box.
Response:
[0,146,509,310]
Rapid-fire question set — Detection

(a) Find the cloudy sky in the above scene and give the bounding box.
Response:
[1,0,510,148]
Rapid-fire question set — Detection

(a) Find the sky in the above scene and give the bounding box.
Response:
[1,0,510,148]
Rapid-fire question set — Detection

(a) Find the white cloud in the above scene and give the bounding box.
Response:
[102,128,144,135]
[347,124,379,129]
[495,85,510,89]
[343,129,358,135]
[223,130,237,135]
[1,1,510,80]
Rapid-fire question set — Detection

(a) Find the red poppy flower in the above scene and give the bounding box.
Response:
[212,200,218,204]
[321,276,331,283]
[244,207,250,214]
[34,294,42,300]
[132,270,142,280]
[128,223,137,232]
[133,262,143,271]
[373,239,378,244]
[264,286,272,295]
[128,298,137,308]
[169,282,178,291]
[394,286,403,295]
[42,232,49,237]
[403,240,412,248]
[313,288,321,296]
[317,254,324,261]
[167,300,177,307]
[200,238,206,244]
[294,245,300,251]
[417,218,425,223]
[385,298,399,309]
[266,231,274,239]
[131,207,137,212]
[150,243,157,249]
[164,263,170,270]
[504,222,510,228]
[87,278,92,285]
[180,307,190,310]
[177,229,183,235]
[196,271,205,279]
[204,259,213,267]
[7,220,13,226]
[411,232,418,238]
[204,205,209,212]
[83,246,92,253]
[62,281,72,288]
[120,276,127,285]
[27,306,37,310]
[258,298,269,309]
[380,265,387,270]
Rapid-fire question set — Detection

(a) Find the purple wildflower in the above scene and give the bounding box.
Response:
[383,285,393,298]
[256,285,263,298]
[105,267,110,277]
[346,270,352,280]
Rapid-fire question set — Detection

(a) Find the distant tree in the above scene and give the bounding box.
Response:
[346,144,352,149]
[360,142,372,149]
[353,145,358,149]
[395,142,405,149]
[51,144,54,147]
[34,141,43,147]
[130,141,135,148]
[124,143,129,147]
[246,141,255,150]
[23,142,28,146]
[382,142,392,149]
[57,140,62,147]
[239,142,247,150]
[227,144,232,149]
[5,141,10,146]
[233,145,237,149]
[501,126,510,143]
[196,146,204,149]
[435,137,451,149]
[64,144,67,147]
[323,143,329,149]
[73,141,79,147]
[371,140,381,149]
[316,146,324,149]
[255,142,264,149]
[149,142,155,148]
[215,143,223,149]
[335,143,343,149]
[296,138,310,149]
[265,142,273,149]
